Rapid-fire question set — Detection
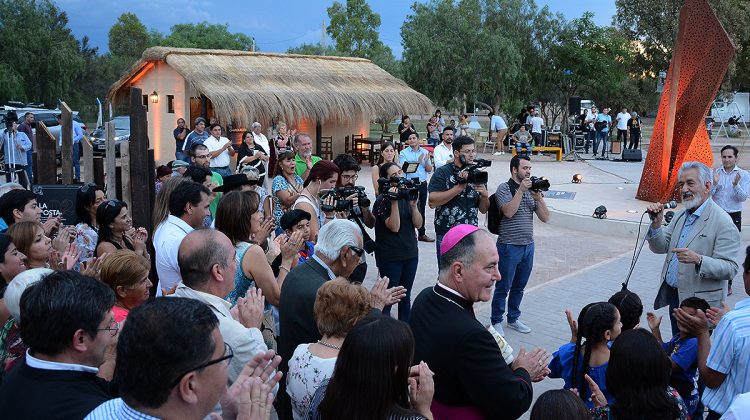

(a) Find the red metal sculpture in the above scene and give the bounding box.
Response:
[636,0,735,202]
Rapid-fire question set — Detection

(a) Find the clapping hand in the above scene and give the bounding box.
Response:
[81,253,108,279]
[572,374,607,408]
[232,288,265,329]
[673,307,710,336]
[219,350,282,420]
[565,309,578,343]
[511,347,550,382]
[255,218,275,243]
[42,216,61,237]
[646,312,662,330]
[707,302,730,326]
[408,361,435,417]
[369,275,406,311]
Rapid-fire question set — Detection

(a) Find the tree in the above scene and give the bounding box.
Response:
[287,42,341,56]
[161,22,255,51]
[108,13,150,60]
[0,0,84,105]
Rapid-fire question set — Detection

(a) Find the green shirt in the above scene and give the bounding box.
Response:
[294,154,321,178]
[210,172,223,217]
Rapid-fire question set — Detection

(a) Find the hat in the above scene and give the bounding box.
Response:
[156,165,171,178]
[213,173,260,193]
[440,224,481,256]
[280,209,312,231]
[171,160,189,169]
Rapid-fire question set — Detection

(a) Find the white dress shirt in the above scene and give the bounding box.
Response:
[203,135,232,168]
[616,112,630,130]
[433,142,454,169]
[153,215,193,296]
[26,350,99,373]
[171,284,272,387]
[712,165,750,213]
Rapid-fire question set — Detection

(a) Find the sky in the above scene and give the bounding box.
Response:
[58,0,617,58]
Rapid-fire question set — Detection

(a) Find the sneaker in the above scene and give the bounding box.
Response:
[492,323,505,337]
[493,152,502,156]
[507,320,531,334]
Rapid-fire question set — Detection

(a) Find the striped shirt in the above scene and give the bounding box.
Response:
[702,298,750,414]
[712,165,750,213]
[85,398,158,420]
[496,181,536,245]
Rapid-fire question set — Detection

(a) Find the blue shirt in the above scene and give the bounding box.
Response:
[85,398,158,419]
[663,199,710,287]
[399,146,430,182]
[548,342,614,409]
[703,298,750,414]
[596,113,612,133]
[2,131,32,165]
[58,120,84,146]
[663,334,700,415]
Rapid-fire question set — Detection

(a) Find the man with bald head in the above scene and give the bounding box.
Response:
[172,228,270,386]
[410,224,549,419]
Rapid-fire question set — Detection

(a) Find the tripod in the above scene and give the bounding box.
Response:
[563,126,584,161]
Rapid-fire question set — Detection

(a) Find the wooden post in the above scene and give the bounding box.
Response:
[105,121,116,200]
[120,141,131,206]
[93,157,105,188]
[146,149,156,233]
[81,136,94,183]
[129,87,150,230]
[315,120,322,155]
[60,103,73,184]
[34,122,57,184]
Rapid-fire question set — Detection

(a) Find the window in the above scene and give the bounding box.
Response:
[167,95,175,114]
[142,95,149,112]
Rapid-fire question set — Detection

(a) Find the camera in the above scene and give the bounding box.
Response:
[320,186,370,217]
[530,176,550,192]
[458,157,492,184]
[377,176,420,201]
[2,110,18,130]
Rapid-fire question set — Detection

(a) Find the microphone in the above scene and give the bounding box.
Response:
[647,200,677,219]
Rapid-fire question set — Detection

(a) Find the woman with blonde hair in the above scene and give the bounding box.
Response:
[100,249,152,322]
[7,222,78,271]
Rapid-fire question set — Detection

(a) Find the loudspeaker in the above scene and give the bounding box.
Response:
[622,148,643,162]
[569,96,581,116]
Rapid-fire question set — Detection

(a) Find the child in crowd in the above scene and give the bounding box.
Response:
[608,289,643,332]
[647,297,708,417]
[279,209,314,265]
[550,302,622,408]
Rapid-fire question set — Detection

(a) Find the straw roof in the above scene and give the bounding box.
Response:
[109,46,433,127]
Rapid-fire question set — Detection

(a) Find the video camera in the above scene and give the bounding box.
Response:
[458,157,492,184]
[529,176,550,192]
[320,186,371,216]
[2,110,18,130]
[377,176,420,201]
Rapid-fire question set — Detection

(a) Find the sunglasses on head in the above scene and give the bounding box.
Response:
[105,199,123,208]
[80,183,98,193]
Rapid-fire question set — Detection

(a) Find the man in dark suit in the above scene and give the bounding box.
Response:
[410,224,550,419]
[275,219,364,419]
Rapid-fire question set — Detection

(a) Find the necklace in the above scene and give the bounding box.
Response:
[432,285,465,310]
[317,339,340,350]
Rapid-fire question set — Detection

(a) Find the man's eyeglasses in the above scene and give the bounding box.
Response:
[459,149,477,155]
[170,342,234,388]
[349,246,364,258]
[97,318,119,337]
[341,174,358,182]
[194,154,209,159]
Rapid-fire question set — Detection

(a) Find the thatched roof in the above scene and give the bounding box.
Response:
[109,47,433,126]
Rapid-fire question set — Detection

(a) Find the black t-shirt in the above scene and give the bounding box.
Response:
[627,117,641,132]
[373,194,418,261]
[427,163,481,235]
[398,123,418,143]
[173,127,187,146]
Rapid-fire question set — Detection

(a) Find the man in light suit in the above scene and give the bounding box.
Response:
[646,161,740,334]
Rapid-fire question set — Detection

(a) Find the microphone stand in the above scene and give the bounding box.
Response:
[621,220,651,291]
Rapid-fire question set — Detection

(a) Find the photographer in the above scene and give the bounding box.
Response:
[490,155,549,336]
[374,162,422,321]
[399,132,434,242]
[428,136,490,259]
[333,154,375,228]
[2,121,32,188]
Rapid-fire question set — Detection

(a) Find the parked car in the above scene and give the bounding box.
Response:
[4,106,87,155]
[89,116,130,157]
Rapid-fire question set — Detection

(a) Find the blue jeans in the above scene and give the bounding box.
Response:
[416,181,427,236]
[25,150,33,183]
[491,242,535,324]
[585,131,595,153]
[73,142,80,180]
[377,257,418,322]
[435,234,444,263]
[176,150,189,162]
[593,131,608,156]
[515,143,533,154]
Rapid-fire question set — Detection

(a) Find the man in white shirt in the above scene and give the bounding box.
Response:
[433,126,455,169]
[615,108,631,146]
[204,123,235,177]
[153,181,212,296]
[489,111,508,155]
[583,107,598,154]
[173,228,272,386]
[528,112,544,147]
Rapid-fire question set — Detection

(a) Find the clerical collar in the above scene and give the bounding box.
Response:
[436,282,464,299]
[434,283,473,311]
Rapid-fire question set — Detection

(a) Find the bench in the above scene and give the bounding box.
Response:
[511,146,563,161]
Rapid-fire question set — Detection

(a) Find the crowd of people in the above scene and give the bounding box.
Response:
[0,112,747,420]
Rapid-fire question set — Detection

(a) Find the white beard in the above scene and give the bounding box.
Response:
[682,193,703,211]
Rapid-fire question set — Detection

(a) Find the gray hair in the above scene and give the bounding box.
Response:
[0,182,24,198]
[294,132,311,145]
[251,122,261,129]
[438,230,485,278]
[678,161,712,187]
[315,219,361,260]
[5,268,53,321]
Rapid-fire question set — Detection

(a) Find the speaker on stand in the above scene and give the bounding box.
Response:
[568,96,581,116]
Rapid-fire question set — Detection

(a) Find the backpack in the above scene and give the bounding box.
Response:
[487,181,518,235]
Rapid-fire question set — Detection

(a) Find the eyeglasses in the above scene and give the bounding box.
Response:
[170,342,234,388]
[194,154,209,159]
[80,183,98,193]
[349,245,364,257]
[341,173,358,181]
[459,149,477,155]
[97,317,119,337]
